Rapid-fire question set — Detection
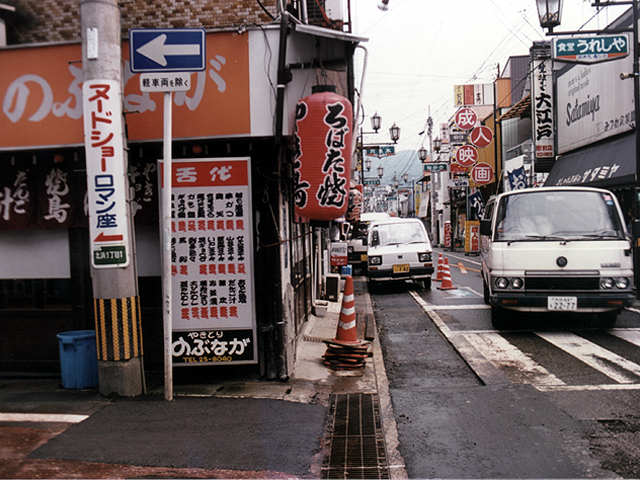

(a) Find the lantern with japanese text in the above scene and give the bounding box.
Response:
[293,85,353,221]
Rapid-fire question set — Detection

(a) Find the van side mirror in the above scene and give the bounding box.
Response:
[371,231,379,246]
[480,219,492,236]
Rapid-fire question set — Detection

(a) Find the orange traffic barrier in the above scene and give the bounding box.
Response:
[434,253,445,282]
[437,257,457,290]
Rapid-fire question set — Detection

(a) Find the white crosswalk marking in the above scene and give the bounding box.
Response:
[610,329,640,348]
[536,332,640,384]
[465,332,565,386]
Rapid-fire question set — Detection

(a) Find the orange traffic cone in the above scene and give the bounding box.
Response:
[332,275,359,344]
[437,257,458,290]
[434,253,445,282]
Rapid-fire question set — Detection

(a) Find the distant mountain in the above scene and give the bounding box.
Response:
[359,149,425,187]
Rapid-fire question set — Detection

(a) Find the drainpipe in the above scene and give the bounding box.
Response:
[275,12,292,145]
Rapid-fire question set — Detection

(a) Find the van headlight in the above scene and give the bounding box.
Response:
[616,277,630,289]
[419,252,432,262]
[369,256,382,266]
[600,277,615,289]
[494,277,523,290]
[348,246,354,254]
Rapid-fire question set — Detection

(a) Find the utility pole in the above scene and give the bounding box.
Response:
[81,0,144,396]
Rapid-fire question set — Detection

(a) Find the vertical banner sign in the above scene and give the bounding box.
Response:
[532,57,555,159]
[160,157,257,365]
[444,221,452,249]
[465,221,480,254]
[82,80,131,268]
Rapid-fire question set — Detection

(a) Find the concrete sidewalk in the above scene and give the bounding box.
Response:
[0,276,404,479]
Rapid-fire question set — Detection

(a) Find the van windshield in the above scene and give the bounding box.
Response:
[494,190,626,242]
[371,222,427,246]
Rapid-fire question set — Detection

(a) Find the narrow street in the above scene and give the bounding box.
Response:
[372,248,640,478]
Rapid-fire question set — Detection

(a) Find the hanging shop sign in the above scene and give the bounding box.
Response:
[455,144,478,167]
[293,86,353,221]
[159,157,257,365]
[532,57,555,159]
[454,107,477,131]
[470,162,494,186]
[553,34,629,64]
[469,125,493,148]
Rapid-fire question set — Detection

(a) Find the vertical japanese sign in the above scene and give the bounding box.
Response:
[532,57,555,159]
[83,80,130,268]
[160,157,257,365]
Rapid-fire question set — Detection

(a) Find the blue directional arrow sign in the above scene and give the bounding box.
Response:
[129,28,206,73]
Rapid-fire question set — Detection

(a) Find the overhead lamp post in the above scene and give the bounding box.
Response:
[389,123,401,144]
[371,112,382,132]
[537,0,640,299]
[418,146,428,162]
[535,0,563,33]
[377,165,384,178]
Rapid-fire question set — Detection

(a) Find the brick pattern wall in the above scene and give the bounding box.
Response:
[4,0,278,45]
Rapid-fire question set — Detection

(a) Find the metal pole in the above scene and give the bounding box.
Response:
[162,92,173,401]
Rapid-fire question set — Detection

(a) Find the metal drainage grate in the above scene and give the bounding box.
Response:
[322,393,390,479]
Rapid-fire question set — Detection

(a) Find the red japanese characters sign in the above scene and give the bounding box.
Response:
[159,157,257,365]
[293,87,353,221]
[454,107,477,131]
[470,125,493,148]
[455,145,478,167]
[83,79,130,268]
[471,162,494,186]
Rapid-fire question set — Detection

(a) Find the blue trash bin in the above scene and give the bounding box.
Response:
[57,330,99,389]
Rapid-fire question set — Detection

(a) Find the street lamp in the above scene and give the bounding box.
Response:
[433,137,442,154]
[371,112,382,133]
[403,172,409,183]
[535,0,563,33]
[364,157,372,171]
[418,146,428,162]
[389,123,401,144]
[377,165,384,178]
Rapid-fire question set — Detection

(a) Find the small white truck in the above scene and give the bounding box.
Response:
[480,186,634,328]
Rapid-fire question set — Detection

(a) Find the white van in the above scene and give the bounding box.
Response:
[367,218,434,290]
[480,186,634,328]
[347,212,391,270]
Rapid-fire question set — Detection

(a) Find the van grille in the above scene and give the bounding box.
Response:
[525,276,600,291]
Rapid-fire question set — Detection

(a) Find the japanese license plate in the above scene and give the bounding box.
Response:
[360,254,368,262]
[548,296,577,311]
[393,263,410,274]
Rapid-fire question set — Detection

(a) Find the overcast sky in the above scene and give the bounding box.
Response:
[350,0,629,180]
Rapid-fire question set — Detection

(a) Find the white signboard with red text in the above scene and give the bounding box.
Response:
[83,79,131,268]
[160,157,257,365]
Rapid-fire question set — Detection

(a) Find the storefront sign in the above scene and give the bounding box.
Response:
[465,221,480,253]
[330,242,348,266]
[160,157,257,365]
[553,35,629,64]
[557,54,633,154]
[532,57,555,159]
[0,32,250,150]
[83,80,130,269]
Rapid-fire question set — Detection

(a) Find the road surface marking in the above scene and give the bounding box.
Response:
[464,332,565,386]
[536,332,640,384]
[0,413,89,423]
[610,329,640,347]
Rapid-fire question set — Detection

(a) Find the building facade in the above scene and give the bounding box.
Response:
[0,0,361,383]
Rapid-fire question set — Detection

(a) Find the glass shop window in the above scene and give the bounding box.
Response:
[0,279,72,310]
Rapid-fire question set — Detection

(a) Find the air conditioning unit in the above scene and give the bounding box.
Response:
[324,0,344,21]
[306,0,344,23]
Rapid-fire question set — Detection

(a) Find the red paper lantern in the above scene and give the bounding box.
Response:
[293,85,353,221]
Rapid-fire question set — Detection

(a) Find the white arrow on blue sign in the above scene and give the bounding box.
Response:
[129,28,206,73]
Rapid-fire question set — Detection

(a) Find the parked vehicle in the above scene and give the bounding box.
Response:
[347,212,391,270]
[367,218,434,290]
[480,186,634,328]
